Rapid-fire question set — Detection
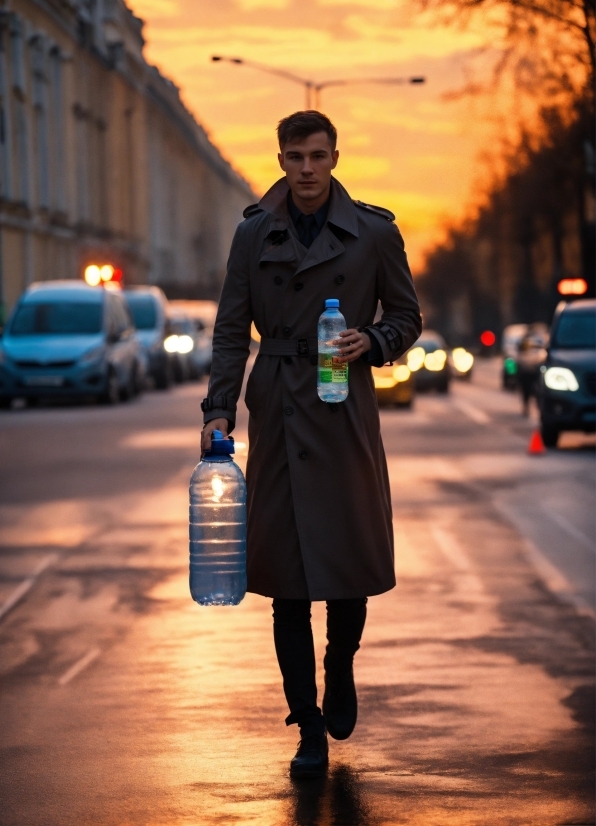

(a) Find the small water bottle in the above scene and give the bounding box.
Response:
[189,430,247,606]
[318,298,349,403]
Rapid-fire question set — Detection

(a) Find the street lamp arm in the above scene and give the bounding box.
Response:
[211,55,313,89]
[315,76,425,91]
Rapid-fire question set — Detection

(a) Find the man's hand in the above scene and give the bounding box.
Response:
[201,418,229,453]
[333,329,372,363]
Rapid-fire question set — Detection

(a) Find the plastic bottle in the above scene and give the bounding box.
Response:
[318,298,349,403]
[189,430,247,606]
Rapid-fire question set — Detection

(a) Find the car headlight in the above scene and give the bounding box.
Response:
[393,364,411,382]
[407,347,425,371]
[176,334,194,354]
[424,349,447,371]
[79,346,104,365]
[452,347,474,373]
[164,335,179,353]
[544,366,579,391]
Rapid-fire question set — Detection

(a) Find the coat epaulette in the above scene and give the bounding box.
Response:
[353,200,395,222]
[243,203,263,219]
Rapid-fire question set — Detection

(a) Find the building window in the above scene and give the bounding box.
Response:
[49,47,65,213]
[0,25,13,199]
[30,34,49,209]
[10,15,28,206]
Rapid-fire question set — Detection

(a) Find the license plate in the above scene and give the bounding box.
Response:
[24,375,64,387]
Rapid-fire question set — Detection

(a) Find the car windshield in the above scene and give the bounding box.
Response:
[552,312,596,349]
[10,301,103,335]
[418,339,444,353]
[124,294,158,330]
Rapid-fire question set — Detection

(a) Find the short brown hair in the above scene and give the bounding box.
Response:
[277,111,337,151]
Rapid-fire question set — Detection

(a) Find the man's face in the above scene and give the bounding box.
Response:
[278,132,339,209]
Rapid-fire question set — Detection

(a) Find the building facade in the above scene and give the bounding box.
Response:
[0,0,255,318]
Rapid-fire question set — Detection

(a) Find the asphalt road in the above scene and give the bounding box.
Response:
[0,359,594,826]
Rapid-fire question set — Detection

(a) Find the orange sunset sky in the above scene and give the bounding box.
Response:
[129,0,514,272]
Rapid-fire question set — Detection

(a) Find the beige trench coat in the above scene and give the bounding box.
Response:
[203,176,421,600]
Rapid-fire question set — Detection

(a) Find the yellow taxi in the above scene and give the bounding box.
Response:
[372,356,415,408]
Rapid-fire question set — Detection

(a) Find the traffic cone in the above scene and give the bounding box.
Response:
[527,429,546,455]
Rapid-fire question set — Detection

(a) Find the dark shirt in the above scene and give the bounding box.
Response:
[287,194,329,249]
[287,191,383,365]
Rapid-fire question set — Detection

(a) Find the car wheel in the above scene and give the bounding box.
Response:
[541,425,560,448]
[100,370,120,405]
[396,399,413,409]
[438,379,450,394]
[0,396,13,409]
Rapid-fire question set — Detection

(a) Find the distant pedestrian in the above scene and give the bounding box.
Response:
[201,111,421,777]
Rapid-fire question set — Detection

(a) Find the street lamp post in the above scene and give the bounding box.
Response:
[211,56,425,108]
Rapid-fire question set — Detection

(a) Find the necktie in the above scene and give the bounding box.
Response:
[298,214,318,249]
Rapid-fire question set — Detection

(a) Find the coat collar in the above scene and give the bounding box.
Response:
[258,177,358,273]
[259,176,359,239]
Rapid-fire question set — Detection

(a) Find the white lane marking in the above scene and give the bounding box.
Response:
[430,526,484,596]
[540,505,594,552]
[452,398,491,425]
[0,554,58,621]
[58,647,101,686]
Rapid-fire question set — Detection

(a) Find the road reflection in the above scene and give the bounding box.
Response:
[289,764,371,825]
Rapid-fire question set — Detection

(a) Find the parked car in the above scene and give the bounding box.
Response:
[165,313,211,380]
[501,323,529,390]
[123,287,174,389]
[539,299,596,447]
[164,314,199,382]
[168,299,215,375]
[372,355,415,408]
[406,330,450,393]
[0,281,144,406]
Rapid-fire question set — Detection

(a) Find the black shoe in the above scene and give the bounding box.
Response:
[289,734,329,778]
[323,664,357,740]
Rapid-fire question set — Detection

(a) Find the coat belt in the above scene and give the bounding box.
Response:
[258,337,319,357]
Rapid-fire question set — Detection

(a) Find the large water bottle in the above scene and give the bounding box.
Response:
[189,430,247,605]
[318,298,349,403]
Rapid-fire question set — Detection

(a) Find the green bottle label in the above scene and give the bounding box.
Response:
[318,354,348,384]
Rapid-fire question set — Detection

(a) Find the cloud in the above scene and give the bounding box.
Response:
[235,0,290,8]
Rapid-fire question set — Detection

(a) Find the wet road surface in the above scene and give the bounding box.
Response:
[0,360,594,825]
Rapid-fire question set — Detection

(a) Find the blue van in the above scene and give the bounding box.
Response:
[0,281,145,407]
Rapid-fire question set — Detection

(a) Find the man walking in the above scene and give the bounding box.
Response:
[201,111,421,777]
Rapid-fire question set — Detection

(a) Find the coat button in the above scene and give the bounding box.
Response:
[283,326,292,337]
[310,355,318,365]
[294,282,304,291]
[274,276,283,285]
[284,406,294,416]
[298,450,307,460]
[334,274,345,284]
[329,404,339,413]
[283,356,292,364]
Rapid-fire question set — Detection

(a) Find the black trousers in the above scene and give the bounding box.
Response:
[272,597,367,737]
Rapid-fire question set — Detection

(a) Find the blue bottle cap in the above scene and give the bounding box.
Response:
[204,429,235,458]
[325,298,340,309]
